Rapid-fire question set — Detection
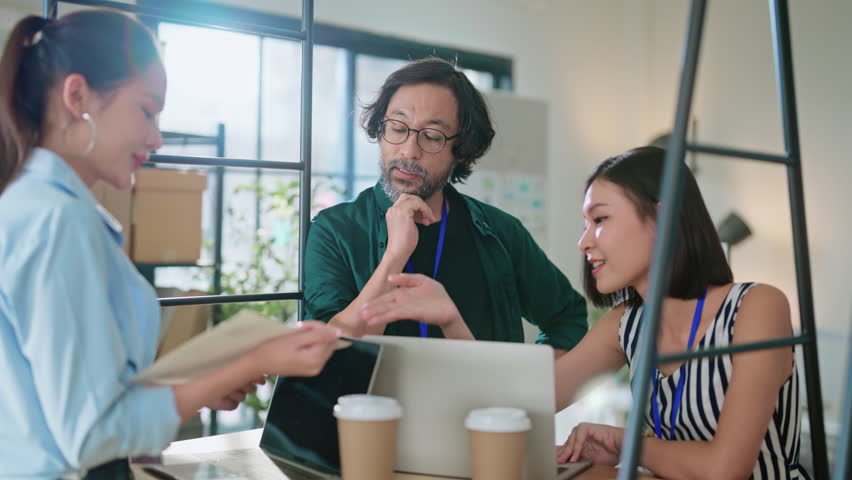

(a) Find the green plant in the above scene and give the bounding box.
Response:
[217,177,302,324]
[210,175,344,413]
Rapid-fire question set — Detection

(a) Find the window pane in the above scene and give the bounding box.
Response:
[154,24,352,298]
[312,175,348,212]
[311,47,348,176]
[462,68,494,92]
[354,55,407,179]
[261,41,347,176]
[260,37,300,164]
[157,23,259,160]
[222,168,301,301]
[354,177,377,197]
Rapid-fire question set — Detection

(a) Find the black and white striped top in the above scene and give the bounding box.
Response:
[619,283,810,479]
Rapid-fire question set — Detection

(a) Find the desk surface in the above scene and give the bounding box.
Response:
[132,429,658,480]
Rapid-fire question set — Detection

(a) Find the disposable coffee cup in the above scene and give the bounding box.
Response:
[465,407,531,480]
[334,394,402,480]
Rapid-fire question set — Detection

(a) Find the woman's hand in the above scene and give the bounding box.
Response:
[360,273,463,328]
[205,375,266,411]
[172,322,339,423]
[557,423,623,466]
[251,321,340,377]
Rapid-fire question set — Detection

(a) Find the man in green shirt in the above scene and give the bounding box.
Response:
[304,58,587,353]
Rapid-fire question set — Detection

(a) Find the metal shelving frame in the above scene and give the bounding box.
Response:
[617,1,831,479]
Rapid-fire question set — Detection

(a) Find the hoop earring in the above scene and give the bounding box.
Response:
[80,112,97,157]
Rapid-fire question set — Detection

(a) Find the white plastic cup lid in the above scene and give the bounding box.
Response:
[465,407,531,433]
[333,394,402,421]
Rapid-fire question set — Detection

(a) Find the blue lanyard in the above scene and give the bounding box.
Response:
[651,289,706,440]
[405,196,448,338]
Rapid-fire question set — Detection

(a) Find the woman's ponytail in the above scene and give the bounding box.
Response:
[0,15,51,194]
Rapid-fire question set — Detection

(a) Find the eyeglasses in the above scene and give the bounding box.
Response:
[379,118,458,154]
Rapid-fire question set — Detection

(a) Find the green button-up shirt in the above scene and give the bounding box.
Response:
[304,183,588,350]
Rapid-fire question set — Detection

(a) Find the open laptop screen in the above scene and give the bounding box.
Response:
[260,338,382,475]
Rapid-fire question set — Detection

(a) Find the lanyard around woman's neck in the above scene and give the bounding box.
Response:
[405,195,448,338]
[651,289,707,440]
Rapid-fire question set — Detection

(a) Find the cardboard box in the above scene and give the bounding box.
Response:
[156,289,212,359]
[132,168,207,263]
[91,181,132,254]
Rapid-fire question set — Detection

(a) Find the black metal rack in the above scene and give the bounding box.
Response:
[617,1,831,479]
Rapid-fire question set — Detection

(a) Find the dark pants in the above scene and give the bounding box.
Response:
[82,458,133,480]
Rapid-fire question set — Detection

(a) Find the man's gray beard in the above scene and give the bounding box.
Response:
[379,158,452,202]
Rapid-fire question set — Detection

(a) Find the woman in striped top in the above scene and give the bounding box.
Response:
[555,147,809,479]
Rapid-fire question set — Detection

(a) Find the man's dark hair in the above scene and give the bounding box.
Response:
[360,57,495,183]
[583,146,733,308]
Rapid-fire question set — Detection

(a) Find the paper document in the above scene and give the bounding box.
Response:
[133,309,349,385]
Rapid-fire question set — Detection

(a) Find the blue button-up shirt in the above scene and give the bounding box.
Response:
[0,148,180,479]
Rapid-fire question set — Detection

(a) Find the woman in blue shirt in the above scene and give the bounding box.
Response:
[0,9,340,479]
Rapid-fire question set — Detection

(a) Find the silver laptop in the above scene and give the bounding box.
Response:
[363,335,588,480]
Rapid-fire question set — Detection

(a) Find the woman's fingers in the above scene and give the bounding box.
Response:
[605,430,619,452]
[556,440,571,464]
[228,391,247,404]
[237,381,259,395]
[296,319,332,333]
[299,339,337,373]
[292,322,341,347]
[571,424,589,462]
[559,429,577,464]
